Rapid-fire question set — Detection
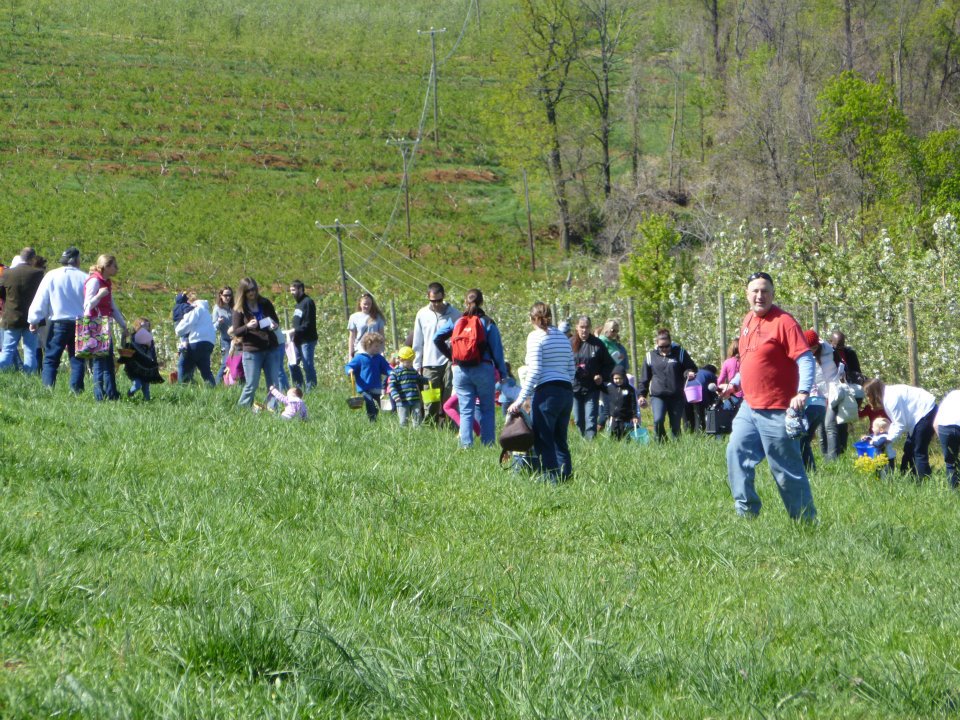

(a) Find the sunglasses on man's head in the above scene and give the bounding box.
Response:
[747,271,773,284]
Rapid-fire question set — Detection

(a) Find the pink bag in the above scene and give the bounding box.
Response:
[75,316,112,359]
[224,352,244,386]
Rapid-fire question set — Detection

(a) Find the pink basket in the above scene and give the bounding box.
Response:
[684,380,703,403]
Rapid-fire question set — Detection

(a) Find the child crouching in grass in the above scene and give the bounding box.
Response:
[862,417,896,476]
[269,385,308,421]
[345,332,391,422]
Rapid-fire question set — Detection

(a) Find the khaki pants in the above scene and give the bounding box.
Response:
[422,363,452,425]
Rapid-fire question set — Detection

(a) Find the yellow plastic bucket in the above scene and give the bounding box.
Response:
[421,382,441,404]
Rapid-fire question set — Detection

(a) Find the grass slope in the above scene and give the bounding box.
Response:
[2,374,960,717]
[1,0,568,324]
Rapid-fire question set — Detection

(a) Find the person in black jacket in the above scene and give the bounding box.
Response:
[288,280,317,391]
[638,328,698,442]
[605,366,639,440]
[828,329,863,456]
[571,316,615,439]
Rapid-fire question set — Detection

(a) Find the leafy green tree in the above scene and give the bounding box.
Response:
[620,213,686,341]
[815,71,913,220]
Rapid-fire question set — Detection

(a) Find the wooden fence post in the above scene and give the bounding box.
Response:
[627,297,638,375]
[717,290,727,366]
[812,301,820,334]
[390,299,399,350]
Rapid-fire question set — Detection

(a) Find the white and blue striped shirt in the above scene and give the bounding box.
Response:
[516,326,575,403]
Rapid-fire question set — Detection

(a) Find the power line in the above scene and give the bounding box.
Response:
[355,221,468,294]
[343,232,432,292]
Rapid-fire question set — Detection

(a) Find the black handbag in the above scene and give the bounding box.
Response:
[706,400,739,435]
[499,411,535,462]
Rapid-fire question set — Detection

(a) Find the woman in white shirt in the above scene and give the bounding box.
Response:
[934,390,960,489]
[863,378,938,479]
[507,303,575,483]
[347,293,386,359]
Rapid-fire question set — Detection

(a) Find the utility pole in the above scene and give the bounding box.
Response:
[386,138,418,246]
[315,219,353,323]
[418,27,446,145]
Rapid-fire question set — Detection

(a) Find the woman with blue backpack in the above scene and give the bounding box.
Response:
[433,288,508,449]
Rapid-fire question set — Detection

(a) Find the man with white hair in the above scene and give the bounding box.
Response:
[28,246,88,392]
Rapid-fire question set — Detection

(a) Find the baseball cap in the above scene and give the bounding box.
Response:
[397,346,415,361]
[60,247,80,265]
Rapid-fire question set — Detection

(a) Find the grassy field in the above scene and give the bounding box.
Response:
[3,373,960,717]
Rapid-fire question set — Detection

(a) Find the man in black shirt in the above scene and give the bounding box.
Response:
[288,280,317,390]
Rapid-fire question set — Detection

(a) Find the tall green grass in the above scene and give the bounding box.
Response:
[2,373,960,717]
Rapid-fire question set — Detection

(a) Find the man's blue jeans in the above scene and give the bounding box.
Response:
[453,363,497,447]
[42,319,85,392]
[939,424,960,489]
[801,402,827,471]
[289,341,317,390]
[573,388,600,439]
[0,327,39,374]
[533,382,574,482]
[651,393,685,442]
[180,341,215,386]
[726,402,817,520]
[92,342,119,401]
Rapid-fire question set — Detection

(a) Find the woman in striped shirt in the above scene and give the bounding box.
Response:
[508,302,576,483]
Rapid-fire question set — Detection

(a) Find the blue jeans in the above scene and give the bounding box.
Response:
[818,403,842,460]
[271,344,289,391]
[651,394,685,442]
[129,378,151,400]
[902,406,937,479]
[573,388,600,439]
[361,390,381,421]
[92,342,119,401]
[238,349,281,408]
[453,363,497,447]
[939,425,960,489]
[0,327,39,373]
[801,402,827,471]
[180,341,215,387]
[533,383,574,482]
[42,319,85,392]
[216,341,231,385]
[289,341,317,390]
[726,402,816,520]
[397,403,422,427]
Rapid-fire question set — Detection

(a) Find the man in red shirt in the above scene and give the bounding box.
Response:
[719,272,817,520]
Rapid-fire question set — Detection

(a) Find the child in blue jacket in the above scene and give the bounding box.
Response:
[345,332,391,421]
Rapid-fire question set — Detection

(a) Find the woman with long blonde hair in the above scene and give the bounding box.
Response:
[83,254,128,401]
[347,292,385,358]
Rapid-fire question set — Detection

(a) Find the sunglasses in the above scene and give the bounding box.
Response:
[747,271,773,284]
